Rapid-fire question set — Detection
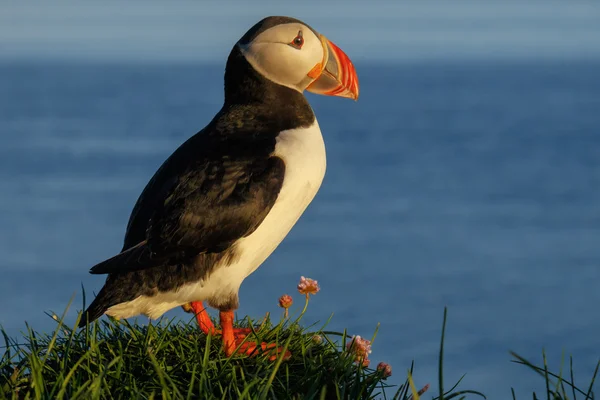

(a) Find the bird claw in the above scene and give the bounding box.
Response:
[228,327,253,339]
[185,302,287,361]
[231,340,292,361]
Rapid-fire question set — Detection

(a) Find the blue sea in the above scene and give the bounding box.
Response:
[1,60,599,398]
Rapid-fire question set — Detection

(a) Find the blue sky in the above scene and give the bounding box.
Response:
[1,0,599,62]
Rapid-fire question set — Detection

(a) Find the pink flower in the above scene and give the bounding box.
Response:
[346,335,372,357]
[278,294,293,318]
[278,294,293,309]
[346,335,372,365]
[376,362,392,378]
[297,276,320,296]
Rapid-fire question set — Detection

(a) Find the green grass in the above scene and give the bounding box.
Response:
[0,298,597,399]
[510,351,599,400]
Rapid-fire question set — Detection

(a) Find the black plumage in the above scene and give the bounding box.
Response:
[80,18,317,327]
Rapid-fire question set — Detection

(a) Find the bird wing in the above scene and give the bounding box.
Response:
[89,132,285,275]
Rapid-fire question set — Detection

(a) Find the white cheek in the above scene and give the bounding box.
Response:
[241,42,322,91]
[302,38,324,70]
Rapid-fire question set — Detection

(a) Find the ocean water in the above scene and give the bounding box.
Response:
[1,60,599,398]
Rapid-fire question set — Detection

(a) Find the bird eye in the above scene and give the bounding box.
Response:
[290,31,304,49]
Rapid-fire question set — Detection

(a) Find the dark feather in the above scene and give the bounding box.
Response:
[79,286,110,327]
[89,241,157,275]
[87,150,286,276]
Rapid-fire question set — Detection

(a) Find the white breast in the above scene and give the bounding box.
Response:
[197,119,327,299]
[240,118,327,273]
[107,118,327,320]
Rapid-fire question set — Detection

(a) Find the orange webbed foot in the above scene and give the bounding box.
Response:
[231,340,292,362]
[220,310,291,361]
[184,303,289,361]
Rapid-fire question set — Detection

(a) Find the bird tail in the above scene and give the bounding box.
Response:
[88,241,158,275]
[81,241,170,327]
[80,241,156,327]
[78,286,111,328]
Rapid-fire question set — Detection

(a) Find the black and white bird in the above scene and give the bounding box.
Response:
[80,16,359,358]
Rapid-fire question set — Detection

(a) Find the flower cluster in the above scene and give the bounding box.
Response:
[278,294,293,317]
[311,335,323,344]
[277,276,321,319]
[278,294,293,309]
[274,276,394,377]
[376,362,392,378]
[297,276,320,296]
[346,335,372,366]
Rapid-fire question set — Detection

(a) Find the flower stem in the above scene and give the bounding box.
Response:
[300,294,310,316]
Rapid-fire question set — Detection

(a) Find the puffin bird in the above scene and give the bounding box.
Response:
[80,16,359,358]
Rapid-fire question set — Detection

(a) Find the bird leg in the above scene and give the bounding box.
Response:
[183,302,290,360]
[184,301,251,338]
[219,310,291,361]
[185,301,217,334]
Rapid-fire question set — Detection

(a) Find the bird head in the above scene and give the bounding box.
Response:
[237,16,359,101]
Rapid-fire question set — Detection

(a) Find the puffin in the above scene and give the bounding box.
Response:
[80,16,359,358]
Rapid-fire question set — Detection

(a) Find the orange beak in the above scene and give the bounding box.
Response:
[306,35,359,101]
